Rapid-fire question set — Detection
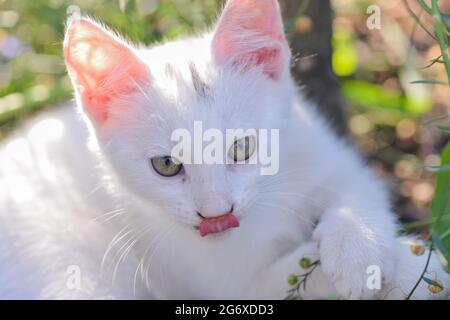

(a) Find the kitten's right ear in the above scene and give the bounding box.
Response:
[212,0,289,80]
[64,18,150,123]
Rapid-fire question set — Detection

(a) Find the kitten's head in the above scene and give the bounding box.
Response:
[64,0,294,236]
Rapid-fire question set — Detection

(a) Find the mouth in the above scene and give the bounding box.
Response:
[196,213,240,237]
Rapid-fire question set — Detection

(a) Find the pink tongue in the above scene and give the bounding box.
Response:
[199,213,240,237]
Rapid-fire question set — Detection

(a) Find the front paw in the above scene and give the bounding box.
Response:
[313,217,395,299]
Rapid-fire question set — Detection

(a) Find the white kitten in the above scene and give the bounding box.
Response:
[0,0,448,299]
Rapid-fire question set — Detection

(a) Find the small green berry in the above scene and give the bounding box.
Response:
[299,257,311,269]
[287,274,298,285]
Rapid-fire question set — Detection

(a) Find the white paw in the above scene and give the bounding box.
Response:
[313,215,395,300]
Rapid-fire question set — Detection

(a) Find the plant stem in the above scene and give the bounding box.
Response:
[403,0,437,40]
[405,243,434,300]
[285,260,320,299]
[430,0,450,85]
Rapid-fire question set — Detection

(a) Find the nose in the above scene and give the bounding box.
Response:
[197,204,234,219]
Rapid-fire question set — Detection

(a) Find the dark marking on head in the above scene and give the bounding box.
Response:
[189,62,212,100]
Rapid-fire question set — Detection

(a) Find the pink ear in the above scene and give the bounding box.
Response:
[212,0,289,79]
[64,18,149,123]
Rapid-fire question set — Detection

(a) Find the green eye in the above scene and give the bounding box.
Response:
[229,136,256,162]
[150,156,183,177]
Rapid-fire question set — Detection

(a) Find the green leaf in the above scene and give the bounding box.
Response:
[436,125,450,133]
[341,80,432,115]
[424,164,450,173]
[440,229,450,241]
[411,80,449,85]
[432,233,447,260]
[442,13,450,30]
[431,142,450,265]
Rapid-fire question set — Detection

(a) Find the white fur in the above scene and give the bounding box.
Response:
[1,1,449,299]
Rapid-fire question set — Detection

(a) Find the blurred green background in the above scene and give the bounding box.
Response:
[0,0,449,226]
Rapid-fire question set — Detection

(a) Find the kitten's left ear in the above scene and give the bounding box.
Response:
[64,18,150,123]
[212,0,289,80]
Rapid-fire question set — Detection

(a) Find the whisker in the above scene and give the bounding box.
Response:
[101,224,133,273]
[133,223,177,296]
[143,224,177,293]
[111,224,153,285]
[92,208,126,224]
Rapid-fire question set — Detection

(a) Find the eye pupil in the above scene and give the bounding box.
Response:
[229,136,256,162]
[244,137,249,157]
